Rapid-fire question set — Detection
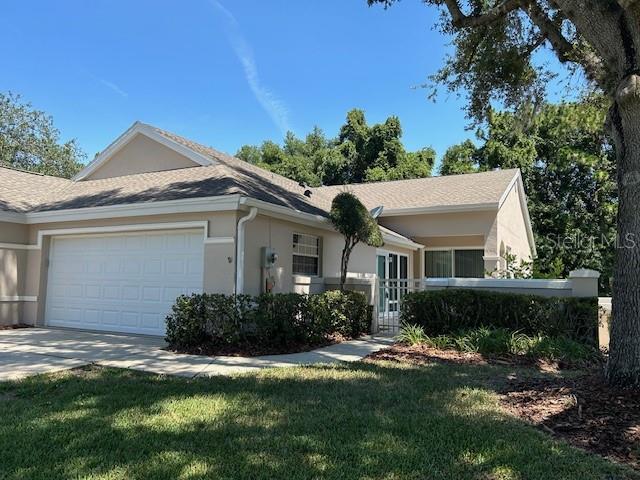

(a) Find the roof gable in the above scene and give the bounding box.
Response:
[74,122,215,181]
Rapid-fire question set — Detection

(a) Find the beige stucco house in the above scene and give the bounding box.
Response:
[0,122,535,335]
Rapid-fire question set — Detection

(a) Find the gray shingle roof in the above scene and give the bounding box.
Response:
[0,124,518,219]
[312,169,518,212]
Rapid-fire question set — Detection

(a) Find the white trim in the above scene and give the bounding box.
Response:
[35,221,209,248]
[497,170,537,257]
[0,242,39,250]
[424,246,485,251]
[380,202,499,217]
[73,122,215,181]
[24,194,241,224]
[497,170,520,208]
[381,232,423,250]
[203,236,235,245]
[0,210,27,224]
[423,277,572,290]
[242,197,331,229]
[0,296,37,302]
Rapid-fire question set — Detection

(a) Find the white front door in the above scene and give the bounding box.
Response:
[45,230,204,336]
[377,251,408,315]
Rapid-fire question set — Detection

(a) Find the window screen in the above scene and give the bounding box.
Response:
[425,250,452,277]
[454,250,484,278]
[292,233,320,275]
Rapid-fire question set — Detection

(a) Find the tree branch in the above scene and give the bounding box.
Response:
[525,2,606,85]
[442,0,527,28]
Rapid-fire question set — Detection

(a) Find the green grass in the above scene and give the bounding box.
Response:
[0,361,635,480]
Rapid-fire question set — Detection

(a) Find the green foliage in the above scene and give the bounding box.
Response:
[395,323,428,346]
[400,289,599,346]
[0,92,85,178]
[439,140,479,175]
[329,192,383,289]
[438,98,616,293]
[165,290,370,351]
[236,108,435,186]
[398,325,599,363]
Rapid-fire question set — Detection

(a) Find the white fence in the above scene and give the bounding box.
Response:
[372,269,601,334]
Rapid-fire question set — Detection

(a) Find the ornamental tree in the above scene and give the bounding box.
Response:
[329,192,383,289]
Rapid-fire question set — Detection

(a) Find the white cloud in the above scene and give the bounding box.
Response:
[97,78,128,98]
[210,0,291,134]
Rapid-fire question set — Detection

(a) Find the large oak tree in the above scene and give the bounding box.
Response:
[369,0,640,386]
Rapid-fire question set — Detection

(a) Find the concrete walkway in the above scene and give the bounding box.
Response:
[0,328,394,381]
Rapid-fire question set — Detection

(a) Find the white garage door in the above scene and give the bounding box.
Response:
[45,230,204,336]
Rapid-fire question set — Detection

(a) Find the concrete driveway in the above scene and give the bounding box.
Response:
[0,328,394,381]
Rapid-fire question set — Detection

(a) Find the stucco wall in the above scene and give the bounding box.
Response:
[242,214,417,296]
[241,214,380,296]
[497,183,533,263]
[0,221,30,325]
[380,210,499,276]
[85,134,200,180]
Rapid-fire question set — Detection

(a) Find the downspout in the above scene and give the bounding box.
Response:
[235,202,258,294]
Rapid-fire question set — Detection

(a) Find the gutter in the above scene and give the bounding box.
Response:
[235,199,258,294]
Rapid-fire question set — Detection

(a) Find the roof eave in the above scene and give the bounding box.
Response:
[380,202,500,217]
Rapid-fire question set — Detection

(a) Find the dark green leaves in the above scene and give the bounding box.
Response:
[0,92,85,178]
[329,191,383,249]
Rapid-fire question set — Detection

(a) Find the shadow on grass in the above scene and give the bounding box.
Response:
[0,361,635,480]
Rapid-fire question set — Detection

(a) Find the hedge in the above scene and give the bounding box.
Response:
[400,289,598,346]
[165,290,370,351]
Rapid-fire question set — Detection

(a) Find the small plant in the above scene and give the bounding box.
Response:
[396,323,428,346]
[402,327,600,364]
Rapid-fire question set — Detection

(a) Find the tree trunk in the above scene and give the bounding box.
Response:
[608,73,640,386]
[340,242,353,291]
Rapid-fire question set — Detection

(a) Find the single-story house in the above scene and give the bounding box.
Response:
[0,122,535,336]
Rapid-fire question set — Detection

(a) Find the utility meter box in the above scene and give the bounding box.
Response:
[261,247,278,268]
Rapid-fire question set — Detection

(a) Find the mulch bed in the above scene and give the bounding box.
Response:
[499,373,640,470]
[366,343,571,371]
[167,333,349,357]
[366,343,640,470]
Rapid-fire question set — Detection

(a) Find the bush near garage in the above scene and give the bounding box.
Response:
[165,290,370,355]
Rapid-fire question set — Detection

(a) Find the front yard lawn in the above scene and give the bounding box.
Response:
[0,359,636,480]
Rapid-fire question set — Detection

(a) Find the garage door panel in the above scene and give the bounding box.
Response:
[46,230,204,336]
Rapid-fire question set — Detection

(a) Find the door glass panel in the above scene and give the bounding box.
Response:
[399,255,408,304]
[377,255,386,312]
[388,254,398,311]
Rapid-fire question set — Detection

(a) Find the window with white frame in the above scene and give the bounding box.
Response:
[292,233,320,276]
[425,249,484,278]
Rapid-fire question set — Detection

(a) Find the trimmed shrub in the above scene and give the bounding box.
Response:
[165,290,370,351]
[400,289,598,346]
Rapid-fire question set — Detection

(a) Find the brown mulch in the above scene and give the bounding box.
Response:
[167,333,349,357]
[500,373,640,470]
[366,343,568,371]
[366,343,640,470]
[0,324,31,330]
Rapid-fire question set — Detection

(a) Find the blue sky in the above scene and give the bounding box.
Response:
[0,0,568,165]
